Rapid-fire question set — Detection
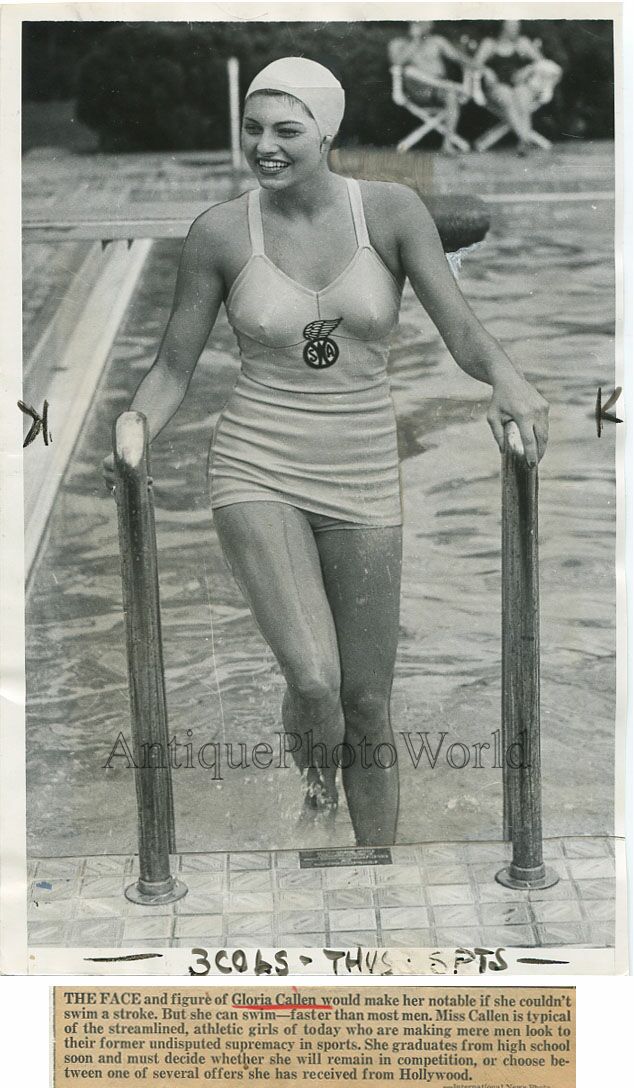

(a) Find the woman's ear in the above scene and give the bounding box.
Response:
[320,134,334,153]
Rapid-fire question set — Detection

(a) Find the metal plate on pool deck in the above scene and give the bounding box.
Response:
[299,847,392,869]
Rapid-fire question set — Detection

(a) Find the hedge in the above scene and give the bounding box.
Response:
[42,20,614,151]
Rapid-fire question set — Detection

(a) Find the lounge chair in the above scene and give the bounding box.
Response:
[472,57,562,152]
[390,64,471,153]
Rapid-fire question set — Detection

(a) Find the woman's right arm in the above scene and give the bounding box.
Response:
[103,213,225,486]
[130,214,225,440]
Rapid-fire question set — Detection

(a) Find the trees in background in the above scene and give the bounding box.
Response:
[23,20,615,151]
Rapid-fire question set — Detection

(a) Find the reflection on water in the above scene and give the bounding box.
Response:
[26,196,616,856]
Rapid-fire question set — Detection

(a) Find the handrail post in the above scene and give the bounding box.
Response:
[114,411,187,905]
[227,56,242,193]
[496,422,559,890]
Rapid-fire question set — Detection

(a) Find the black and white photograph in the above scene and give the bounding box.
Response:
[0,2,627,973]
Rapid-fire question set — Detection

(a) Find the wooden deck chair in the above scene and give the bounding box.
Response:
[472,59,562,152]
[391,65,471,153]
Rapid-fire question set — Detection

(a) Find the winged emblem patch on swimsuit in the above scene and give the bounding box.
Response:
[302,318,343,369]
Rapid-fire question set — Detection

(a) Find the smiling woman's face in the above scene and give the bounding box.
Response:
[241,93,323,189]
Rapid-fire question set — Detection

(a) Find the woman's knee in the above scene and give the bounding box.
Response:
[342,685,392,735]
[486,82,512,107]
[284,659,341,708]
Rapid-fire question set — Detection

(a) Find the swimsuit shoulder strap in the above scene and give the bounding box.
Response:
[345,177,371,249]
[247,189,265,255]
[249,180,370,254]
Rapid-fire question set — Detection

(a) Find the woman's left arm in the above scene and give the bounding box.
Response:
[392,185,549,464]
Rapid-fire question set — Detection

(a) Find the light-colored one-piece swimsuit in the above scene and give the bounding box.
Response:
[210,176,403,527]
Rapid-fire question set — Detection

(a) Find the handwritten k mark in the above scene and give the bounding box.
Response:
[18,399,52,448]
[595,387,622,437]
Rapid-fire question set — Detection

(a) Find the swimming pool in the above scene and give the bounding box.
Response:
[25,190,617,856]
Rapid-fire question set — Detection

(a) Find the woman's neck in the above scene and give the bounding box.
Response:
[263,165,345,219]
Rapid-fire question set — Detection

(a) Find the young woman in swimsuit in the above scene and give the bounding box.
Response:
[475,20,560,155]
[387,21,474,155]
[103,58,549,847]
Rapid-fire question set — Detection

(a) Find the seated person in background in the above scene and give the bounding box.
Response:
[474,20,563,155]
[388,21,474,154]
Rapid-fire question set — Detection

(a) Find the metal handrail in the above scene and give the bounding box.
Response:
[114,411,187,906]
[496,422,558,890]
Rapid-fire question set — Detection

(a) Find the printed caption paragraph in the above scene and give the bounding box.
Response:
[53,987,574,1086]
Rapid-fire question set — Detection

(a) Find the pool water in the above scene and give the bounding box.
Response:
[26,193,617,856]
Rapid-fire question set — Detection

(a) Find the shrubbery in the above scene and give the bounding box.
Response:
[27,20,615,151]
[74,22,408,151]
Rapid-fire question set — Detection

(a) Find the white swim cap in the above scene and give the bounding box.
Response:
[245,57,345,139]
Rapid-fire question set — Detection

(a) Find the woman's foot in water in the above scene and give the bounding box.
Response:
[297,770,338,828]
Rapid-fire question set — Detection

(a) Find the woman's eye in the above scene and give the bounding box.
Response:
[242,126,302,138]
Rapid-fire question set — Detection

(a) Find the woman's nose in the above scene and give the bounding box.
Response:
[255,130,280,155]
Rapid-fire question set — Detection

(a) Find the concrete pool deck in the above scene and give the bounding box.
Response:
[28,837,615,951]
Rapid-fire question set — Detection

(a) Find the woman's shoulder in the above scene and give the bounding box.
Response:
[388,37,411,65]
[184,191,250,268]
[517,35,538,54]
[357,179,431,247]
[189,191,249,244]
[358,178,424,217]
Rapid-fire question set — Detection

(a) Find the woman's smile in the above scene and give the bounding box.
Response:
[256,157,292,176]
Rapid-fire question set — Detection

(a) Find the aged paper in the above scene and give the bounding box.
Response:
[0,1,628,977]
[52,986,575,1086]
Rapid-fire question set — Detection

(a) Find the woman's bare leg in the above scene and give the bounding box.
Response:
[316,527,402,845]
[213,502,343,809]
[441,89,461,153]
[514,82,538,143]
[486,81,534,144]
